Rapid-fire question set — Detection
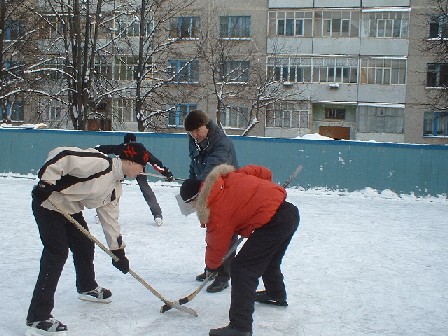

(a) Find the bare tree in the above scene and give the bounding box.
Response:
[0,0,39,124]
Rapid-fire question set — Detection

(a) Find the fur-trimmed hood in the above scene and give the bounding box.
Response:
[195,164,235,225]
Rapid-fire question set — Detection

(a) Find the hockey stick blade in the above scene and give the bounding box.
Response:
[160,237,245,314]
[282,165,303,188]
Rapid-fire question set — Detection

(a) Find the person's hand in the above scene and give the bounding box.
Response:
[111,248,129,274]
[31,181,54,204]
[164,169,174,182]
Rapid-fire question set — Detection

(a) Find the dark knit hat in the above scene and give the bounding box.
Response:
[124,133,136,143]
[180,179,203,203]
[119,143,149,166]
[184,110,210,131]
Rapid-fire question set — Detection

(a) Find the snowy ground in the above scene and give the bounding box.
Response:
[1,174,447,336]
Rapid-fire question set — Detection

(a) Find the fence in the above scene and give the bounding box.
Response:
[0,128,446,197]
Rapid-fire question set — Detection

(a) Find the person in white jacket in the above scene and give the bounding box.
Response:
[26,142,149,336]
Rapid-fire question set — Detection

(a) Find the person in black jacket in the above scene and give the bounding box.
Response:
[96,133,173,226]
[184,110,239,293]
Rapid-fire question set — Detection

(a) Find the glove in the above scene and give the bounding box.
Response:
[111,248,129,274]
[31,181,54,204]
[164,169,174,182]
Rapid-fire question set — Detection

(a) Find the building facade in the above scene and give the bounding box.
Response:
[2,0,447,144]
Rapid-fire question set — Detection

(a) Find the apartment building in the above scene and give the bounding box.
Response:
[2,0,447,144]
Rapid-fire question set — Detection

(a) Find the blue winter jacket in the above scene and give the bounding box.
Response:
[188,121,239,180]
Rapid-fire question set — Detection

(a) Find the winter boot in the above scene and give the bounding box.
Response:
[209,324,252,336]
[78,286,112,303]
[206,276,229,293]
[255,290,288,306]
[154,217,163,226]
[196,270,206,282]
[26,317,67,336]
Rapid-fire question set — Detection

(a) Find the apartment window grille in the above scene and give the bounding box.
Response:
[220,16,251,38]
[45,105,62,121]
[5,19,24,41]
[314,10,359,38]
[221,106,250,128]
[266,102,309,128]
[116,14,153,37]
[114,55,138,81]
[325,108,346,120]
[360,58,406,85]
[167,104,197,127]
[423,111,448,136]
[169,16,200,39]
[357,106,404,134]
[268,11,313,37]
[112,99,135,122]
[267,57,312,83]
[362,11,410,38]
[0,101,24,121]
[168,60,199,83]
[312,58,358,83]
[220,61,250,83]
[427,63,448,87]
[429,14,448,38]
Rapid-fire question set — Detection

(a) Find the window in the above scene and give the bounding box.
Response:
[220,16,251,38]
[112,99,135,122]
[429,14,448,39]
[221,106,249,128]
[360,58,406,85]
[266,101,309,128]
[44,58,65,81]
[116,14,153,37]
[0,101,24,121]
[220,61,249,83]
[267,57,312,83]
[46,106,62,121]
[168,60,199,83]
[357,106,404,134]
[362,11,410,38]
[424,111,448,136]
[427,63,448,87]
[167,104,197,127]
[325,108,346,120]
[94,60,113,80]
[268,11,313,37]
[4,60,24,81]
[114,55,138,80]
[314,10,359,38]
[40,14,66,39]
[312,58,358,83]
[5,19,24,41]
[169,16,200,39]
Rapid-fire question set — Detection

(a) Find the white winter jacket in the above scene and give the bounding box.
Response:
[39,147,126,250]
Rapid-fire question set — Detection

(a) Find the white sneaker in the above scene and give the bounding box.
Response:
[78,286,112,303]
[155,217,163,226]
[26,317,67,336]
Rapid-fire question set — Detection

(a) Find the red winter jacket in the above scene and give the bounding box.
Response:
[194,164,286,269]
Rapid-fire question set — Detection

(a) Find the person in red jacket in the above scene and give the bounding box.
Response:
[180,164,300,336]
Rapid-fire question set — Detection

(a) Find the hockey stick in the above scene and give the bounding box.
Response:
[160,236,245,314]
[47,199,198,317]
[282,164,303,188]
[140,171,186,182]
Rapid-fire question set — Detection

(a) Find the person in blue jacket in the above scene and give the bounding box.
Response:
[184,109,239,293]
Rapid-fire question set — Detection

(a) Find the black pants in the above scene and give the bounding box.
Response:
[229,201,300,332]
[27,199,98,322]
